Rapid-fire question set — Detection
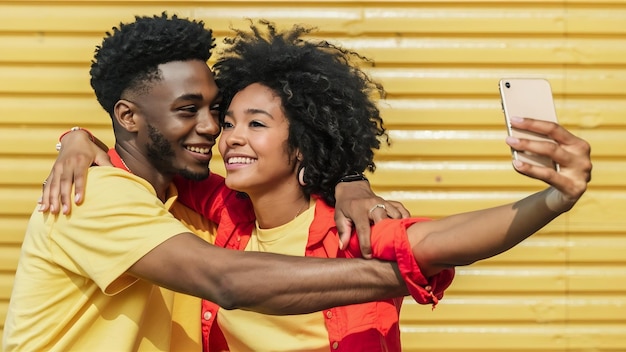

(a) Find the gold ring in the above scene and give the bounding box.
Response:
[368,203,386,215]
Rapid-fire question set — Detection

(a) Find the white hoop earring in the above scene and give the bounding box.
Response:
[298,167,307,186]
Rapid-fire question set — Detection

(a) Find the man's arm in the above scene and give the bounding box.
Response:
[130,232,407,315]
[60,168,409,316]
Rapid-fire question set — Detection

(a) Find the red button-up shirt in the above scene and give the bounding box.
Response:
[174,174,454,352]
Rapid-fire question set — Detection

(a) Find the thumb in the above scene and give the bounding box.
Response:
[335,213,353,251]
[94,153,114,167]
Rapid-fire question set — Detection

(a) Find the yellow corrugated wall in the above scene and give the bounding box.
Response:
[1,1,625,351]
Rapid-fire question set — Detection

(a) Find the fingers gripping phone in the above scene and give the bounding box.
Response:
[499,78,559,170]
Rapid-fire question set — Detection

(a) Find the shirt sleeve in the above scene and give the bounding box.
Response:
[169,201,218,245]
[174,173,255,226]
[50,167,193,295]
[346,218,455,307]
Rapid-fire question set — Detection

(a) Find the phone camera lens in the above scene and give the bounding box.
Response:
[505,82,511,88]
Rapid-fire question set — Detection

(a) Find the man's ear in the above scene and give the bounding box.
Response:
[113,99,140,132]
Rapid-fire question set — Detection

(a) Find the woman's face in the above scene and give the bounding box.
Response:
[218,83,300,197]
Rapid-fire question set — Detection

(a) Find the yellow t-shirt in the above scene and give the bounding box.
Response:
[3,167,208,352]
[217,199,328,352]
[169,200,219,351]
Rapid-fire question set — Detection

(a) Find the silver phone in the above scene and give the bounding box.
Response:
[499,78,559,170]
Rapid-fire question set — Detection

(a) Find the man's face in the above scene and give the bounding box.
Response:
[131,60,221,180]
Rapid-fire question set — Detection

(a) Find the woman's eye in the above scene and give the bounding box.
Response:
[250,120,265,127]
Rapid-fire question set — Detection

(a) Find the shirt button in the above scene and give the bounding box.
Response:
[332,341,339,349]
[424,285,432,292]
[326,311,333,319]
[203,311,212,320]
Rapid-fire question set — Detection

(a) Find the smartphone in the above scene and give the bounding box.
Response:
[499,78,559,170]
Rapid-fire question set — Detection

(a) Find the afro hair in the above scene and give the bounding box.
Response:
[214,20,389,205]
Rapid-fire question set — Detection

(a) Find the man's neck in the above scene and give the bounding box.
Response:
[110,146,173,202]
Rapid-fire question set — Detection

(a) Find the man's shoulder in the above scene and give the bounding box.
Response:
[80,167,157,204]
[86,167,152,189]
[87,166,134,178]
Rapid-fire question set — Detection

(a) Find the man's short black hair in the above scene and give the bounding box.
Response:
[90,12,215,116]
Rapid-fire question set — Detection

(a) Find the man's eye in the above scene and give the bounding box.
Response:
[210,103,221,111]
[221,121,233,129]
[180,105,198,113]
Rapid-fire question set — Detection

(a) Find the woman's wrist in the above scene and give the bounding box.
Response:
[56,127,95,151]
[544,187,575,214]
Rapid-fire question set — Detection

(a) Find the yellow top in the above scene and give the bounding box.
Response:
[217,200,328,352]
[3,167,213,351]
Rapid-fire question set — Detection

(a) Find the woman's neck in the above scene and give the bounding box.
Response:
[250,191,310,229]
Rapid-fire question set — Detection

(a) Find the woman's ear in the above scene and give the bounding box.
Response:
[113,99,140,132]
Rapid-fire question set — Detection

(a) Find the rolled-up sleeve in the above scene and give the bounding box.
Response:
[347,218,455,307]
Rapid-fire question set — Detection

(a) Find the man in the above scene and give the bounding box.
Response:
[3,14,424,351]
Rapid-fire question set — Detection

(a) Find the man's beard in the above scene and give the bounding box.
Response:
[146,124,210,181]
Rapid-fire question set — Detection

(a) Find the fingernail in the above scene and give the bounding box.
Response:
[506,136,519,144]
[510,116,524,123]
[338,240,343,250]
[512,160,524,169]
[38,204,45,212]
[37,197,42,204]
[62,204,69,214]
[75,193,82,203]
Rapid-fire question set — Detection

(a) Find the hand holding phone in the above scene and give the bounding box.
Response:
[499,78,559,170]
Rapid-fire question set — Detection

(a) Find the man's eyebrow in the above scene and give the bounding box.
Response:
[176,93,204,101]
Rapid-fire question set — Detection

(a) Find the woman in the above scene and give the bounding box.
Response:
[182,20,590,351]
[42,20,591,352]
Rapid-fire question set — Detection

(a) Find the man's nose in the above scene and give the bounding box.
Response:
[197,111,220,136]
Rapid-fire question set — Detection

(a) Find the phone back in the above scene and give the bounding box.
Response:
[499,78,559,169]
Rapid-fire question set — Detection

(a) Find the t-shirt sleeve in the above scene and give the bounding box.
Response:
[169,201,218,245]
[173,173,231,224]
[346,218,455,307]
[174,173,255,227]
[50,168,193,295]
